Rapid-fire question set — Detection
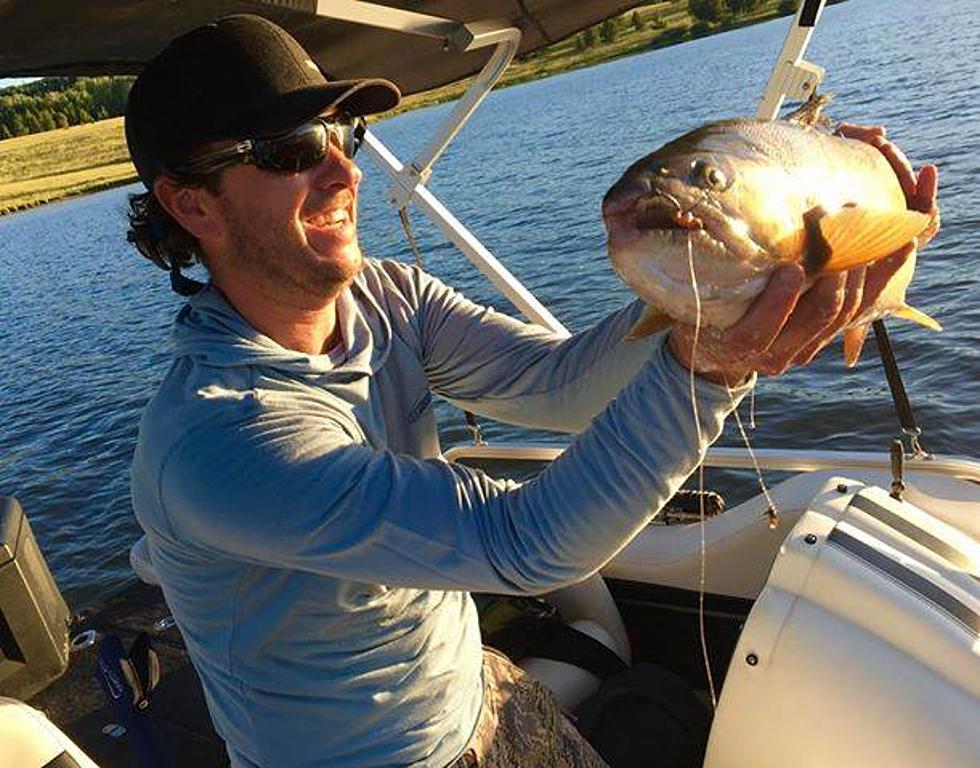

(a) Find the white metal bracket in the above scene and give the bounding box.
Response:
[387,25,521,207]
[757,0,828,120]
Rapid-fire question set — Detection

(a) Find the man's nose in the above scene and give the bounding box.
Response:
[312,143,362,188]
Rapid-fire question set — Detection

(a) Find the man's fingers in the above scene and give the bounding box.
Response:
[760,273,846,372]
[836,123,885,142]
[856,243,913,318]
[877,139,917,202]
[911,164,939,213]
[722,265,804,357]
[837,124,932,212]
[790,267,865,366]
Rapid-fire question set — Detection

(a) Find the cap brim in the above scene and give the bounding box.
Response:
[250,78,400,136]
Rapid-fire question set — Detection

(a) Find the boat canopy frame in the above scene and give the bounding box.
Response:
[321,0,833,335]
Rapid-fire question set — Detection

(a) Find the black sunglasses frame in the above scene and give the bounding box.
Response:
[169,114,366,179]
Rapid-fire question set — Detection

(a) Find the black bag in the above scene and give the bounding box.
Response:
[574,663,711,768]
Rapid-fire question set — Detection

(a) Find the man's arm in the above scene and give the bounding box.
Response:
[384,260,658,433]
[152,341,750,595]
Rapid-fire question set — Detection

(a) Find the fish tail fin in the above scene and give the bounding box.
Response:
[843,324,869,367]
[626,304,674,341]
[892,302,942,331]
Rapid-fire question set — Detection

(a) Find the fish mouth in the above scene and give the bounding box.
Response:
[603,186,763,264]
[603,192,730,260]
[603,184,703,231]
[603,183,771,327]
[608,229,771,328]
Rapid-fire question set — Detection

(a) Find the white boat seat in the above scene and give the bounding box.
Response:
[130,534,160,586]
[520,619,620,712]
[518,574,632,712]
[0,697,100,767]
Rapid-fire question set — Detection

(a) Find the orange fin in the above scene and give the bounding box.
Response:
[843,324,869,367]
[806,206,931,273]
[626,305,673,340]
[892,302,942,331]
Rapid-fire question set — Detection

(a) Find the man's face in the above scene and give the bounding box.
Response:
[207,134,364,304]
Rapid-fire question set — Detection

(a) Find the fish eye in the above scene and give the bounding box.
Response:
[690,159,729,190]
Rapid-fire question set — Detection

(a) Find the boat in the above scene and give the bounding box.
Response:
[1,1,978,766]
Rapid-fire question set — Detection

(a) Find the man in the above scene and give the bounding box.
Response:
[125,14,937,768]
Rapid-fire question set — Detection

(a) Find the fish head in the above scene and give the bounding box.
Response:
[603,121,795,327]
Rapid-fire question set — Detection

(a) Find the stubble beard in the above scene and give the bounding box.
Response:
[227,209,363,304]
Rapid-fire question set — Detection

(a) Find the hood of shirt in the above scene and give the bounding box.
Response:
[170,271,392,382]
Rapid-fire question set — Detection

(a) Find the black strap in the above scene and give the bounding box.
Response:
[531,620,629,679]
[169,262,207,296]
[464,410,485,445]
[871,320,921,438]
[799,0,824,27]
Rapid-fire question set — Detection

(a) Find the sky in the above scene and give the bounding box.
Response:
[0,77,38,90]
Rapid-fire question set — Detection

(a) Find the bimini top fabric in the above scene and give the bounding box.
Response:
[0,0,639,95]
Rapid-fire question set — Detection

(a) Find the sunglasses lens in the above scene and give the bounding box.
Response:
[325,120,363,160]
[255,122,329,173]
[250,117,365,173]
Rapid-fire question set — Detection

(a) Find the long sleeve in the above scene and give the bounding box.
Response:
[155,340,750,594]
[402,262,658,433]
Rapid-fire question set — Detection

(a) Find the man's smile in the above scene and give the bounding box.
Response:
[306,208,350,229]
[302,191,357,245]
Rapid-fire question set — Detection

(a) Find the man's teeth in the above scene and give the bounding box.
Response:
[308,209,348,228]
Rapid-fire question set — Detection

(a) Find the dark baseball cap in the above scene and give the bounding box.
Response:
[125,14,400,187]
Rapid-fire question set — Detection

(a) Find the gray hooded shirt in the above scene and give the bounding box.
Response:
[131,259,747,767]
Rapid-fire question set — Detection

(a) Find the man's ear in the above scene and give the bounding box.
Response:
[153,175,224,243]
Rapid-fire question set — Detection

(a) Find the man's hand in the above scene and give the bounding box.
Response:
[667,124,940,386]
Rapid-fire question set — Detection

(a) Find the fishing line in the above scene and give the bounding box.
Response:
[727,388,780,528]
[686,234,718,710]
[398,206,426,270]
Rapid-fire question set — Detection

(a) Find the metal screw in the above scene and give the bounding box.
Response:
[804,533,818,545]
[836,483,849,494]
[746,653,759,666]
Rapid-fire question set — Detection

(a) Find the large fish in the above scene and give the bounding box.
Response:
[602,99,939,366]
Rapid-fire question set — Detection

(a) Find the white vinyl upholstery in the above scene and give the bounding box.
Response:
[0,697,99,767]
[520,574,631,712]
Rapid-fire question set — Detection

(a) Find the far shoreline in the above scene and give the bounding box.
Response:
[0,3,802,216]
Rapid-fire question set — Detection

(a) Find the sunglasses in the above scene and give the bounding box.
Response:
[169,114,366,178]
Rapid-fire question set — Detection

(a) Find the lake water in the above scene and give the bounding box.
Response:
[1,0,977,608]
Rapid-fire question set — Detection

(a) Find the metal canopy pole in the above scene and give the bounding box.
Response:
[298,0,568,335]
[757,0,828,120]
[363,131,569,335]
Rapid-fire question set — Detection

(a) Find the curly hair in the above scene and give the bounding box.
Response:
[126,173,222,271]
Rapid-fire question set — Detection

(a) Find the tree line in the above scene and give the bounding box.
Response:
[571,1,800,54]
[0,77,134,140]
[689,0,801,25]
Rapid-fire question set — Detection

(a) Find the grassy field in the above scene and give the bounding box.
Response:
[0,1,796,215]
[0,118,135,213]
